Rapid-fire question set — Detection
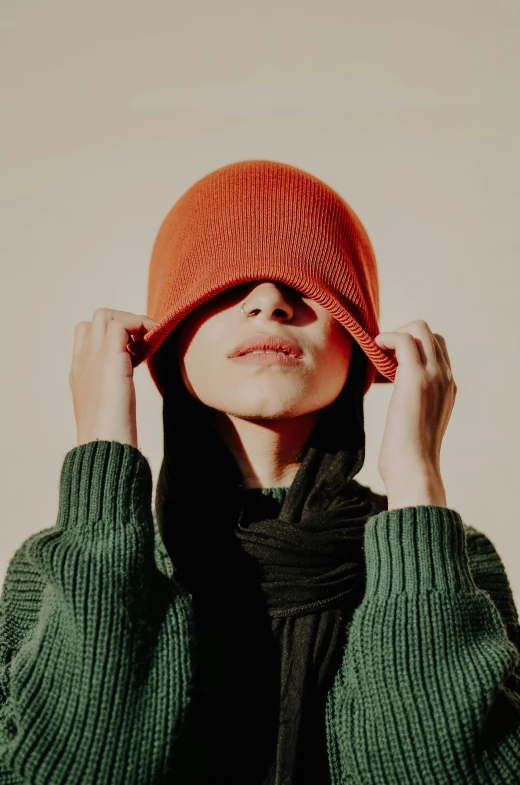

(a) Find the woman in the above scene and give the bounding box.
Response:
[1,160,519,784]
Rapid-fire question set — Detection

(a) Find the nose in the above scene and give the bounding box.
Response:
[240,281,295,321]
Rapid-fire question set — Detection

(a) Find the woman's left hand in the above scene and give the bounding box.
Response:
[374,320,457,508]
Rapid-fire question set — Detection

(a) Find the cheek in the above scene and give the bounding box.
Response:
[330,322,353,363]
[318,326,353,393]
[314,316,350,361]
[180,341,206,393]
[178,325,223,398]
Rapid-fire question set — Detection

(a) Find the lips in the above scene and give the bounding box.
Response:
[228,332,303,358]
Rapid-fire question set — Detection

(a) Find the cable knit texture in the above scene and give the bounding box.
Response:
[1,441,520,784]
[0,441,195,785]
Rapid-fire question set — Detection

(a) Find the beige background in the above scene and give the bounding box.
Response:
[2,0,519,603]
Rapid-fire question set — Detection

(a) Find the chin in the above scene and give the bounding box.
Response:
[219,400,306,421]
[238,411,297,422]
[202,386,313,419]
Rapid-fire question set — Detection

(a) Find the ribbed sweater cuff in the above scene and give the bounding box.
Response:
[55,440,153,531]
[363,505,479,599]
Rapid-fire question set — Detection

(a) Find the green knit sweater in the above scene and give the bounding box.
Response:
[1,440,519,784]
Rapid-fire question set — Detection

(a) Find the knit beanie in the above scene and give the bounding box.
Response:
[126,159,398,396]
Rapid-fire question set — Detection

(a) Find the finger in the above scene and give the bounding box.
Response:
[373,331,424,373]
[376,320,438,369]
[89,308,157,349]
[104,318,139,356]
[72,322,90,358]
[397,321,439,367]
[433,334,452,371]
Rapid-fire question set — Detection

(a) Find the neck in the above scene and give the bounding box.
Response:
[209,409,322,489]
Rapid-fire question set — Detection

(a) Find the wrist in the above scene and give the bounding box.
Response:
[386,471,447,511]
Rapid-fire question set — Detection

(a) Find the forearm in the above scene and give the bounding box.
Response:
[386,469,447,511]
[327,505,520,784]
[0,441,195,785]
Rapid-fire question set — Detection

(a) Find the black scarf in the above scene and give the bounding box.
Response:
[155,339,388,784]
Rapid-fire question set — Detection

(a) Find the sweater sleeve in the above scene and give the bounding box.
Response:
[325,505,520,785]
[0,440,196,785]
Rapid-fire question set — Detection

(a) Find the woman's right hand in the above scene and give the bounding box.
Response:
[69,307,157,449]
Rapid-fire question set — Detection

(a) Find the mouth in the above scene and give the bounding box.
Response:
[243,349,289,355]
[229,333,303,359]
[229,351,302,366]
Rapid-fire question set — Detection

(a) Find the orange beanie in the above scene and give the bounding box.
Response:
[126,159,398,396]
